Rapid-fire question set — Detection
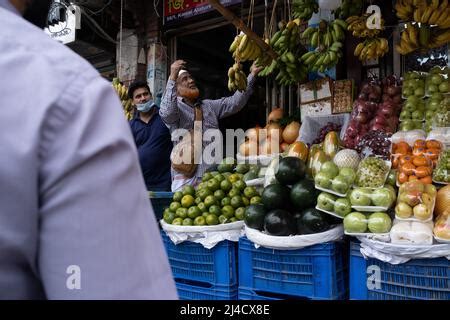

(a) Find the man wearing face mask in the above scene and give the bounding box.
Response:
[128,81,172,191]
[0,0,177,299]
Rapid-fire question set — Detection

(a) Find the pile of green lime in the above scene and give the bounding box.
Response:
[163,170,261,226]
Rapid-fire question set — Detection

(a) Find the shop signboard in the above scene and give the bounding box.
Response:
[164,0,241,25]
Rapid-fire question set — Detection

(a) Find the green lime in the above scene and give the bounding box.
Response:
[198,188,212,200]
[163,211,176,224]
[182,218,194,226]
[209,205,222,216]
[202,211,210,218]
[197,182,207,190]
[222,172,232,178]
[228,188,241,198]
[228,173,240,184]
[176,207,188,219]
[205,214,219,225]
[188,206,202,219]
[230,195,243,209]
[195,197,202,205]
[182,185,195,196]
[236,173,244,180]
[173,191,183,202]
[214,174,225,182]
[172,217,183,225]
[243,186,258,198]
[202,172,213,182]
[233,180,246,192]
[204,195,217,208]
[221,205,235,219]
[163,207,172,217]
[242,197,250,207]
[229,217,238,223]
[218,215,229,224]
[181,195,195,208]
[221,197,231,207]
[250,196,262,204]
[214,189,226,201]
[198,202,208,213]
[194,216,206,226]
[169,202,181,212]
[207,179,220,192]
[210,171,219,176]
[220,180,232,192]
[234,207,246,220]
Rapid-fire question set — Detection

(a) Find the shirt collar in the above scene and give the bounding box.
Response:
[0,0,20,15]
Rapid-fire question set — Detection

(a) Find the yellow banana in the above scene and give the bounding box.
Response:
[421,6,433,24]
[354,43,365,56]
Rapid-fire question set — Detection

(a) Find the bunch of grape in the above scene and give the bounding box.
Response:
[313,122,342,145]
[355,130,392,160]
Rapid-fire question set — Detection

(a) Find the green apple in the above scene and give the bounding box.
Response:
[411,110,424,120]
[399,110,411,121]
[395,202,413,218]
[439,81,449,93]
[403,101,416,113]
[428,99,441,111]
[317,192,337,212]
[425,110,435,120]
[403,87,414,97]
[349,189,371,206]
[315,172,333,189]
[384,184,397,203]
[430,74,444,85]
[368,212,392,233]
[333,198,352,217]
[370,188,394,207]
[339,167,356,185]
[320,161,339,178]
[331,176,350,195]
[413,203,431,220]
[414,87,425,97]
[427,83,439,94]
[344,212,368,233]
[431,93,444,101]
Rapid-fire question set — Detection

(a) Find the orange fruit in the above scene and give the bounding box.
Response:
[413,147,426,156]
[425,139,441,150]
[399,155,413,166]
[414,139,426,149]
[415,166,432,178]
[398,172,409,184]
[420,176,432,184]
[412,155,429,167]
[401,162,416,175]
[424,148,440,160]
[409,175,419,182]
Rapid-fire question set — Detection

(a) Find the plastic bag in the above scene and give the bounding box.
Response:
[355,157,390,188]
[391,130,426,146]
[433,149,450,184]
[395,181,436,222]
[244,225,344,250]
[434,212,450,241]
[349,186,396,212]
[160,220,244,249]
[314,164,356,197]
[316,191,351,219]
[389,220,434,245]
[298,114,350,146]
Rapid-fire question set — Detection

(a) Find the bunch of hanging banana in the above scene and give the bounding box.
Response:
[292,0,319,21]
[395,0,450,28]
[229,32,264,62]
[258,19,308,85]
[300,41,343,73]
[346,14,384,38]
[112,78,134,120]
[301,19,347,49]
[333,0,364,20]
[354,37,389,61]
[227,62,247,92]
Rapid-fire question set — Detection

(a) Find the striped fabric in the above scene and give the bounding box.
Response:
[159,74,257,186]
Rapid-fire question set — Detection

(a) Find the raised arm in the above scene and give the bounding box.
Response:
[159,60,186,128]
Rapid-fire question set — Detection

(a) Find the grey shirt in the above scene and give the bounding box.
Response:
[0,4,177,299]
[160,75,257,178]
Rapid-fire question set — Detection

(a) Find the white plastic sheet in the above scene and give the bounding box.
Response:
[244,225,344,250]
[160,220,244,249]
[357,236,450,264]
[299,114,350,145]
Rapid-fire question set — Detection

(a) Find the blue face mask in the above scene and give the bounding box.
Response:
[136,100,156,113]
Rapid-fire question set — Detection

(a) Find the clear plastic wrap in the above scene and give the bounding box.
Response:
[425,66,450,97]
[314,162,356,197]
[390,220,434,245]
[433,149,450,184]
[349,186,396,212]
[343,211,393,236]
[355,157,391,188]
[434,211,450,243]
[391,130,427,146]
[394,181,437,222]
[402,71,427,99]
[316,191,351,219]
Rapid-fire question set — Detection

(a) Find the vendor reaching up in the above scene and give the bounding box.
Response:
[160,59,261,192]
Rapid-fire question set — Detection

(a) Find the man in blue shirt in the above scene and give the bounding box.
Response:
[128,81,172,191]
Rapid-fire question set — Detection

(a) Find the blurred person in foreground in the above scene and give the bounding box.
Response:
[0,0,177,299]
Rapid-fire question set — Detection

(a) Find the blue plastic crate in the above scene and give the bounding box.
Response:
[149,191,173,221]
[350,241,450,300]
[238,237,348,300]
[161,232,237,287]
[176,279,238,300]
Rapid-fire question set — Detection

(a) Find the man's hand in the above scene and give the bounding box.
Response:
[169,60,187,81]
[250,61,263,76]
